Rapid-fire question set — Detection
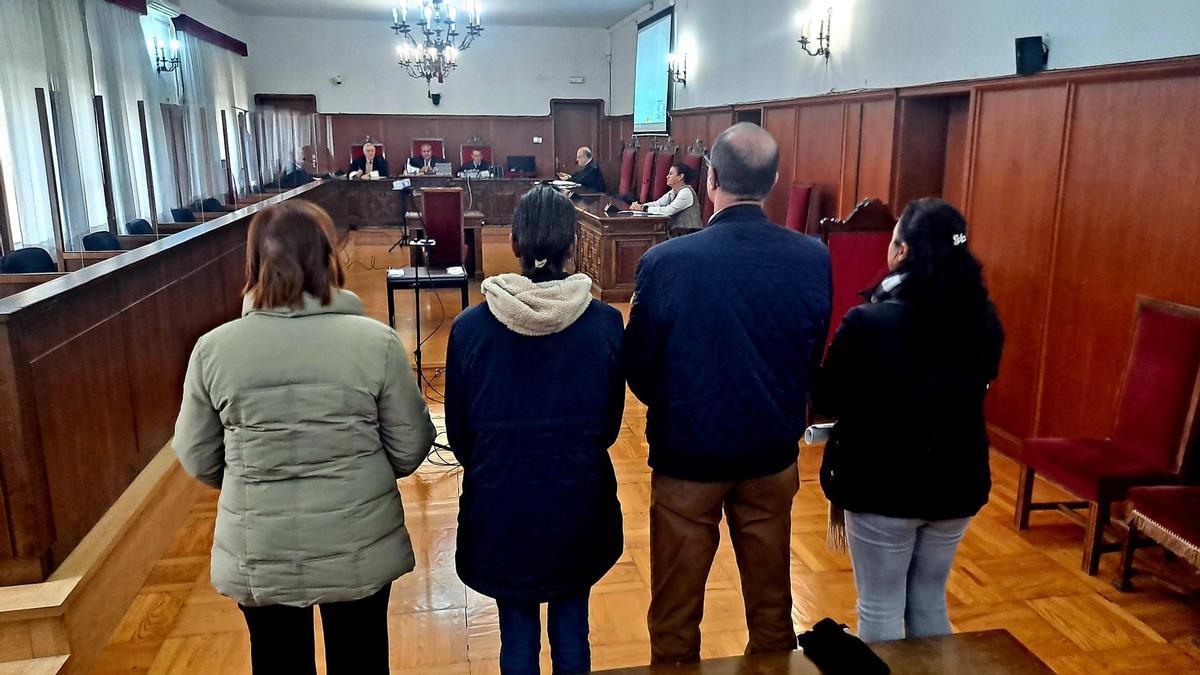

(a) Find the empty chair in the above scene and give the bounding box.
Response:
[784,184,817,233]
[82,231,122,251]
[681,152,703,192]
[126,219,153,235]
[420,187,467,269]
[618,144,637,196]
[201,197,225,212]
[1015,297,1200,574]
[819,199,897,348]
[637,149,657,203]
[1,247,56,273]
[171,208,197,223]
[1116,485,1200,591]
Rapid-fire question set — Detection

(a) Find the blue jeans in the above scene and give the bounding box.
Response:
[496,591,590,674]
[844,511,970,643]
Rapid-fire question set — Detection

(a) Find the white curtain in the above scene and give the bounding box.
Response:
[86,0,177,230]
[177,32,224,205]
[0,0,55,254]
[177,32,249,203]
[39,0,109,250]
[256,106,313,184]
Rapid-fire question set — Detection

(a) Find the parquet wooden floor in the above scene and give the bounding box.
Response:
[92,232,1200,673]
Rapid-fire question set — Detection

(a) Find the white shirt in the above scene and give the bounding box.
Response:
[405,158,434,176]
[645,186,696,216]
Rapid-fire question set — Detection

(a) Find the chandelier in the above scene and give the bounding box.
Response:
[392,0,484,84]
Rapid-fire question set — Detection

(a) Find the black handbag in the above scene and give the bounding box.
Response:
[797,618,890,674]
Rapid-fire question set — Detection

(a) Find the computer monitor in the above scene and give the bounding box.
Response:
[507,155,537,177]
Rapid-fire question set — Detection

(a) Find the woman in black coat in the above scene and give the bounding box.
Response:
[812,198,1003,643]
[445,186,624,674]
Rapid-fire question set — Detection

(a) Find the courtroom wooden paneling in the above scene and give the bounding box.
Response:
[330,114,555,178]
[552,100,604,176]
[1037,73,1200,439]
[31,318,141,564]
[794,102,848,222]
[965,84,1070,456]
[942,96,972,208]
[892,96,953,212]
[761,105,799,223]
[855,98,897,207]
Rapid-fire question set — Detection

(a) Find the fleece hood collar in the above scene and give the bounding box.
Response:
[481,273,593,336]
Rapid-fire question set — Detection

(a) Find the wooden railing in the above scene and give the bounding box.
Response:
[0,181,326,584]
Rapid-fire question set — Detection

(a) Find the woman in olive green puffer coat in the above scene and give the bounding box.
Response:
[173,200,436,674]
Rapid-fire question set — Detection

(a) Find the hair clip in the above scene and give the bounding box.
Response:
[952,233,967,247]
[533,258,548,269]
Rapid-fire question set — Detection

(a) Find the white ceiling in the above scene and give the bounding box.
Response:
[217,0,653,28]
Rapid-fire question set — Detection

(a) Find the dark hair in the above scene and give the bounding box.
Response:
[511,186,577,281]
[672,161,695,186]
[244,200,344,310]
[894,198,989,338]
[709,122,779,200]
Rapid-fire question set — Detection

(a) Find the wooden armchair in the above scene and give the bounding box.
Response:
[1016,297,1200,574]
[819,198,896,349]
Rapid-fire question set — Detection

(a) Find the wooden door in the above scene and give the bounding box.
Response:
[552,100,602,175]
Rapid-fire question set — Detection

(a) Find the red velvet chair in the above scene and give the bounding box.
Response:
[618,146,637,196]
[420,187,467,268]
[784,183,818,233]
[1116,485,1200,591]
[350,143,387,162]
[651,150,675,200]
[459,144,493,166]
[637,149,657,204]
[819,199,895,349]
[1016,297,1200,574]
[411,138,446,161]
[682,153,703,192]
[826,232,891,347]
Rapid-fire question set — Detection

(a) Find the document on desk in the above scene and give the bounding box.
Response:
[386,268,406,278]
[446,266,466,277]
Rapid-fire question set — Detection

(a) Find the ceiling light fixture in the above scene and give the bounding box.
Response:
[392,0,484,84]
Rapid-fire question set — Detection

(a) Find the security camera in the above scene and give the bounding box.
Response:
[430,93,442,106]
[333,74,344,86]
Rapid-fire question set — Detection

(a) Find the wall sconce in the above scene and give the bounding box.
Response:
[668,51,687,86]
[797,7,831,60]
[154,37,181,73]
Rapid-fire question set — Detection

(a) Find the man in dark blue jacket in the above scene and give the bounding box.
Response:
[624,123,832,664]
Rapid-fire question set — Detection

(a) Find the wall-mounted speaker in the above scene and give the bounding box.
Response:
[1015,36,1049,76]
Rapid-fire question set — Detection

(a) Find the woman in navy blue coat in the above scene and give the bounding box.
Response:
[445,186,625,674]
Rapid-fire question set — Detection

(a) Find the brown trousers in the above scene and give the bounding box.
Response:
[648,462,800,664]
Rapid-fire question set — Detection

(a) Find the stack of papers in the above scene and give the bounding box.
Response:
[386,268,406,278]
[446,266,466,277]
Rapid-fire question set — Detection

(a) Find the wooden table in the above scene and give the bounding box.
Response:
[597,630,1052,674]
[574,194,668,303]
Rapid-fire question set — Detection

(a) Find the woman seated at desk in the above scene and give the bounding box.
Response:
[348,143,389,180]
[629,162,702,237]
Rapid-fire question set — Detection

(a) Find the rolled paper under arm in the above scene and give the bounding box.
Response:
[804,422,835,445]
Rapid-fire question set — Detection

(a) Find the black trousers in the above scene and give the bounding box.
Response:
[238,585,392,675]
